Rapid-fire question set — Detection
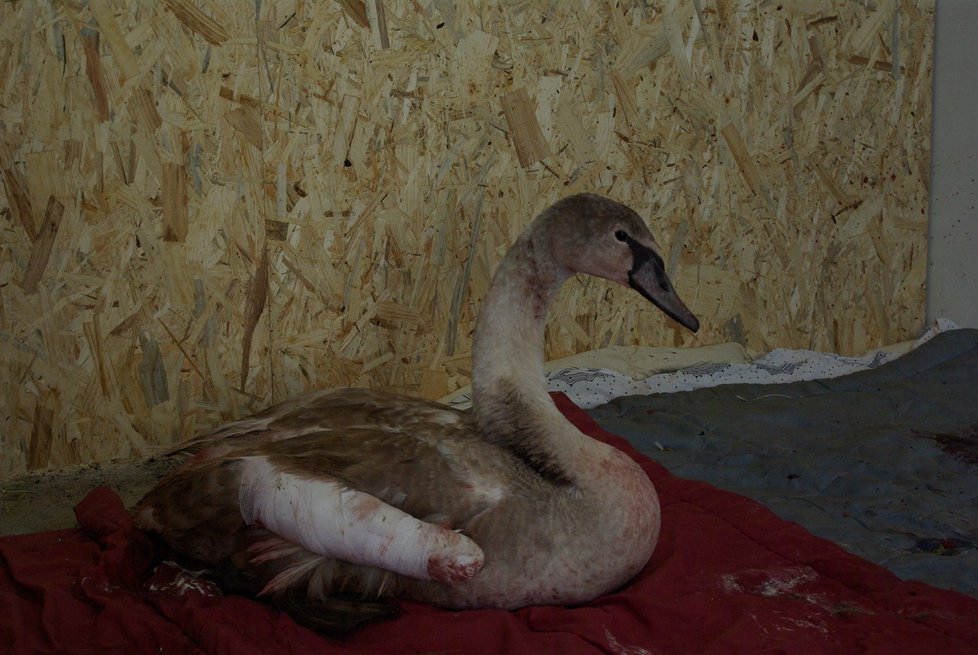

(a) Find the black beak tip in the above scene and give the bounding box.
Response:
[673,313,699,333]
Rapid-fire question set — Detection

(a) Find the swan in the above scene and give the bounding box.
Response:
[133,192,700,632]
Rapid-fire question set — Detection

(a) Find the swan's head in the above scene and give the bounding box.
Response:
[541,193,699,332]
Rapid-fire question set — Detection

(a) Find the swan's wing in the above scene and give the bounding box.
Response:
[170,388,468,459]
[133,388,501,602]
[237,455,484,586]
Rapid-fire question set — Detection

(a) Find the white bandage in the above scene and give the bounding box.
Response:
[238,456,484,584]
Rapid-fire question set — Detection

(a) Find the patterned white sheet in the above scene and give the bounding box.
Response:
[442,319,959,409]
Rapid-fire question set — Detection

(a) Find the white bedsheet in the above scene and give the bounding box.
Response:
[441,319,959,410]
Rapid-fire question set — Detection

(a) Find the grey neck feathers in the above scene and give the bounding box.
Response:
[471,232,579,485]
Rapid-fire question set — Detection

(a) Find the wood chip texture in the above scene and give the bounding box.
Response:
[0,1,934,477]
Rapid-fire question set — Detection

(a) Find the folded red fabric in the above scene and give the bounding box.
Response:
[2,394,976,654]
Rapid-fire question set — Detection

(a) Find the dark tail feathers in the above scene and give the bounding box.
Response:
[216,560,400,636]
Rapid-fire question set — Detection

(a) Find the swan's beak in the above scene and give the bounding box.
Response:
[626,242,700,333]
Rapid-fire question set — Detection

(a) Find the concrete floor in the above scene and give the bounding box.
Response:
[0,458,178,537]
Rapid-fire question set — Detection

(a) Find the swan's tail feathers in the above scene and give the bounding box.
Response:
[218,532,401,635]
[230,530,396,598]
[277,588,400,635]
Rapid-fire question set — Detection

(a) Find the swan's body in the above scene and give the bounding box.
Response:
[133,193,699,631]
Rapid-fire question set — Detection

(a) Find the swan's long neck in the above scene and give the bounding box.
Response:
[471,231,602,485]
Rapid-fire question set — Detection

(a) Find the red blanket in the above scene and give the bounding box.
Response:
[3,394,977,654]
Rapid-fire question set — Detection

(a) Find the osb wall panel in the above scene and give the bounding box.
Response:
[0,0,933,478]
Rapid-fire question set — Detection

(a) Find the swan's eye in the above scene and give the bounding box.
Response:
[614,230,628,242]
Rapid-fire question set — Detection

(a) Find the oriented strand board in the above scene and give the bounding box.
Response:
[0,0,934,478]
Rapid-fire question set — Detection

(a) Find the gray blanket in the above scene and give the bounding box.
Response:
[587,328,978,598]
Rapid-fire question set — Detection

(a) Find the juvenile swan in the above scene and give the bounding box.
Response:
[133,193,700,632]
